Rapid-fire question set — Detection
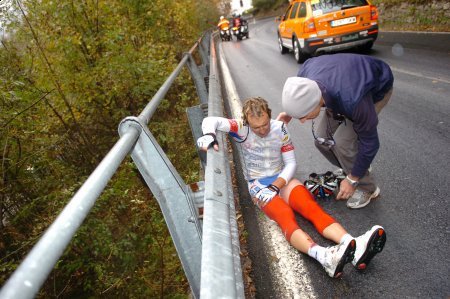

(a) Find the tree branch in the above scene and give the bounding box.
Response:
[0,89,54,129]
[16,0,96,159]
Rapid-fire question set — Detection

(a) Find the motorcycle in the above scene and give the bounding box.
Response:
[231,21,249,41]
[220,26,232,41]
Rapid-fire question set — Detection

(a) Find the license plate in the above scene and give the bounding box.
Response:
[331,16,356,27]
[342,33,358,41]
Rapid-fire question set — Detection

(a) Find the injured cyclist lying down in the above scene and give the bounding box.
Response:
[197,97,386,278]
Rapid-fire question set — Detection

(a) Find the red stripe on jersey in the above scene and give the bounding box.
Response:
[281,143,294,152]
[228,119,239,133]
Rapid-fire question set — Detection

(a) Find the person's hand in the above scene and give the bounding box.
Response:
[197,133,219,151]
[254,184,280,207]
[336,179,356,200]
[276,112,292,124]
[249,183,261,198]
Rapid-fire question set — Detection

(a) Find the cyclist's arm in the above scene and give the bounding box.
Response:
[276,123,297,187]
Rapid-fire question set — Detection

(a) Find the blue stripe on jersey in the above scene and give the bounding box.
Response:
[249,174,279,186]
[229,131,245,142]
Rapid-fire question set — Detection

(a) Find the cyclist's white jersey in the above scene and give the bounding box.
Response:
[201,117,297,183]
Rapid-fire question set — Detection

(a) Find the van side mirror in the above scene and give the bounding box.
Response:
[275,16,283,22]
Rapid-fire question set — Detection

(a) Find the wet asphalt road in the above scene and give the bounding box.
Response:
[220,18,450,298]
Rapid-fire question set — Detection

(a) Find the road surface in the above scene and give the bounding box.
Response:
[220,18,450,298]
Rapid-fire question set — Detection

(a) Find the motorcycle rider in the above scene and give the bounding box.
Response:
[231,13,249,39]
[217,16,231,40]
[218,15,230,29]
[232,13,242,28]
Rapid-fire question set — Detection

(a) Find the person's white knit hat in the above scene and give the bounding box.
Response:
[282,77,322,119]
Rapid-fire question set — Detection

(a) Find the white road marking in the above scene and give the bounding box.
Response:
[259,216,318,298]
[390,66,450,84]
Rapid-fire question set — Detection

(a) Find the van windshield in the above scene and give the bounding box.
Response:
[311,0,368,14]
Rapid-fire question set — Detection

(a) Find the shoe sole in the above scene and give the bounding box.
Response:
[333,239,356,278]
[347,187,380,209]
[355,228,386,270]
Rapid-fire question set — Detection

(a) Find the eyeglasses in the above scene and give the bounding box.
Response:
[311,119,336,147]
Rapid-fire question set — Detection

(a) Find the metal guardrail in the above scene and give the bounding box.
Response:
[0,31,244,299]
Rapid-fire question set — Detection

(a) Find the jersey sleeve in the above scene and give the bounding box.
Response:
[201,117,248,141]
[278,123,297,184]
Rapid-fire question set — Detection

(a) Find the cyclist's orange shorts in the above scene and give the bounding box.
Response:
[262,185,336,241]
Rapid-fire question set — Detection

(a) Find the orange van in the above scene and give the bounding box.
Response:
[277,0,379,63]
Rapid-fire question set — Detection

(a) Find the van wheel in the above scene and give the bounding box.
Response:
[293,38,308,63]
[278,35,289,54]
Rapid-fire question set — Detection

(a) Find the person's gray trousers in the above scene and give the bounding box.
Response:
[314,88,393,192]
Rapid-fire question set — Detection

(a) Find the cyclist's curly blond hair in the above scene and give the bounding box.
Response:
[242,97,271,125]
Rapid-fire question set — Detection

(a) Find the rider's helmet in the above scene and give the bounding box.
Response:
[220,16,224,20]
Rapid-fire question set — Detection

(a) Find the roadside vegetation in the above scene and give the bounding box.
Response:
[0,0,221,297]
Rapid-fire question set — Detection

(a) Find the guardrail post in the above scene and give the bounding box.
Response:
[185,53,209,105]
[186,103,208,168]
[119,116,202,298]
[199,32,211,76]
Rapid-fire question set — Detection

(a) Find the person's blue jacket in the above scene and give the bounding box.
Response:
[298,53,394,178]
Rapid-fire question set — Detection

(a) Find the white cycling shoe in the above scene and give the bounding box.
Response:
[322,238,356,278]
[353,225,387,270]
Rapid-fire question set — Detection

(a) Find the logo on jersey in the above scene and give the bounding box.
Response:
[281,123,291,144]
[228,119,246,142]
[228,119,239,132]
[281,142,294,152]
[281,123,288,135]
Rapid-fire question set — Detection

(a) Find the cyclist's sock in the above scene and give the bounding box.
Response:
[340,233,353,244]
[308,243,326,264]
